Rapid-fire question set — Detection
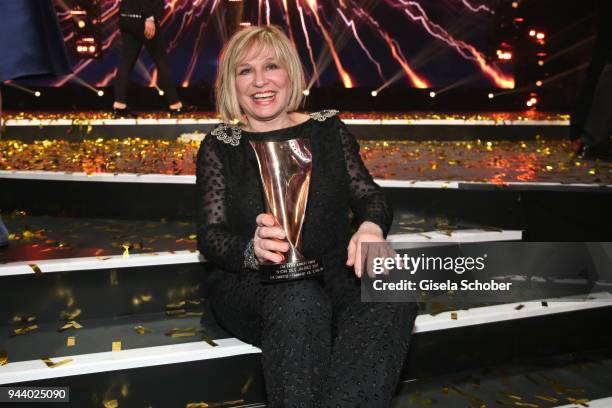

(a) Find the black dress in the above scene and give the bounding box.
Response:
[196,110,417,408]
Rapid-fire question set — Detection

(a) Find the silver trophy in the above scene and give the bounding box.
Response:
[250,138,324,282]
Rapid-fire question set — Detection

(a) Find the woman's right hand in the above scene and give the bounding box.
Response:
[254,213,289,263]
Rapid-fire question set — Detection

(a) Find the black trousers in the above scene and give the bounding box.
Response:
[113,17,179,105]
[207,259,418,408]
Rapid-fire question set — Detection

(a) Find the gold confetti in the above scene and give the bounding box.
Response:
[0,350,8,366]
[58,321,83,332]
[29,264,43,276]
[166,301,186,309]
[202,336,218,347]
[11,314,37,324]
[499,392,522,400]
[13,324,38,336]
[535,395,558,403]
[42,357,73,368]
[122,244,130,257]
[103,399,119,408]
[186,400,244,408]
[515,304,524,310]
[541,301,548,307]
[450,312,458,320]
[134,325,151,335]
[60,308,82,320]
[166,328,200,338]
[67,336,76,347]
[112,341,122,352]
[566,397,589,406]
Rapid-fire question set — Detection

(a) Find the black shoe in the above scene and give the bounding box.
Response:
[168,104,197,117]
[112,107,138,119]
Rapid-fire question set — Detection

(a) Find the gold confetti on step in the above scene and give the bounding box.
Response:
[202,336,218,347]
[499,392,522,400]
[535,395,558,403]
[67,336,76,347]
[166,308,187,316]
[60,308,82,320]
[122,244,130,257]
[450,312,458,320]
[132,294,154,306]
[515,304,524,310]
[512,403,539,407]
[166,309,204,318]
[112,341,122,351]
[103,399,119,408]
[0,350,8,366]
[166,328,200,338]
[13,324,38,336]
[58,320,83,332]
[541,301,548,307]
[186,400,244,408]
[166,301,186,309]
[42,357,73,368]
[11,314,37,324]
[566,397,589,406]
[134,325,151,335]
[29,264,43,276]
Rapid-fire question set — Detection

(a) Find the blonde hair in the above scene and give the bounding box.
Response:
[215,25,306,124]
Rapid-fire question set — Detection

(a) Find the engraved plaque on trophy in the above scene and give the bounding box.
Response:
[250,138,324,282]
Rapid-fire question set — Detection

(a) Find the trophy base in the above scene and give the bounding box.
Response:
[259,259,324,283]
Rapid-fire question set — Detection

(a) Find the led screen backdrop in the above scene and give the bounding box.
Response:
[49,0,514,89]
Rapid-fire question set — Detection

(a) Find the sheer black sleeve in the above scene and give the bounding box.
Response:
[338,119,393,237]
[196,135,253,272]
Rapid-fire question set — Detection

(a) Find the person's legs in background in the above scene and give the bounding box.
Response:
[142,26,184,112]
[112,20,143,116]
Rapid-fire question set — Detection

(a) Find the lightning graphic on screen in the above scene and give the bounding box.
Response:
[53,0,513,90]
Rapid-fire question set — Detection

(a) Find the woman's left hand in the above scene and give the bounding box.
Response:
[144,20,156,39]
[346,221,393,278]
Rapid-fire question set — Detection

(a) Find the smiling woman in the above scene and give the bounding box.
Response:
[196,25,417,408]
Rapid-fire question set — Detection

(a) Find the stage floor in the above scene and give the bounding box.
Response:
[2,110,569,123]
[1,138,610,186]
